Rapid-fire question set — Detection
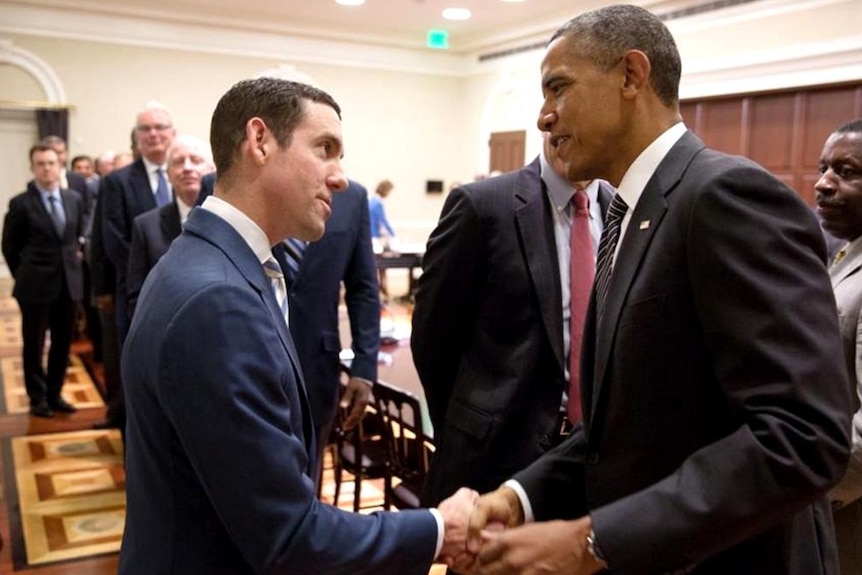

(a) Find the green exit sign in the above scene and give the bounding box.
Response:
[427,30,449,49]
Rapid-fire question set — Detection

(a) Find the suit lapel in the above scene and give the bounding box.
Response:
[131,160,157,212]
[184,210,315,456]
[160,203,183,241]
[515,159,566,376]
[591,132,704,419]
[832,248,862,288]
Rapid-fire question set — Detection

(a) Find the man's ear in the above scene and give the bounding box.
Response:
[245,117,269,166]
[621,50,651,100]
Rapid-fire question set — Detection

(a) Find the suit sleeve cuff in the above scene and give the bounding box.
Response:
[429,508,445,559]
[503,479,535,523]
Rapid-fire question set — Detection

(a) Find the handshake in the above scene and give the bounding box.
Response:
[436,487,605,575]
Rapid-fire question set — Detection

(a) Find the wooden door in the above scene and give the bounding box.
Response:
[489,130,526,174]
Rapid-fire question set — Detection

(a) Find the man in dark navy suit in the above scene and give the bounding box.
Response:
[119,77,476,575]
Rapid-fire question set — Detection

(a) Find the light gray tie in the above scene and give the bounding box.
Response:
[263,256,289,327]
[47,195,65,237]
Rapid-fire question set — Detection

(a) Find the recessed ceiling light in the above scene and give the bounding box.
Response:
[442,7,472,20]
[335,0,365,6]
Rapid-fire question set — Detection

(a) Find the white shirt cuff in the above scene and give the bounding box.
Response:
[429,508,445,559]
[503,479,535,523]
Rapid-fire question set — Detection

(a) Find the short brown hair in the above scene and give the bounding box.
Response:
[29,144,58,162]
[210,77,341,178]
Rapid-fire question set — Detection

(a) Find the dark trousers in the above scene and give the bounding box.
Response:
[19,291,76,406]
[98,304,124,428]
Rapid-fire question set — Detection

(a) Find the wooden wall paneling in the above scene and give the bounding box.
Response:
[700,98,744,155]
[746,92,800,198]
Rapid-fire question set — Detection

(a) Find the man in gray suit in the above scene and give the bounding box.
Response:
[815,118,862,575]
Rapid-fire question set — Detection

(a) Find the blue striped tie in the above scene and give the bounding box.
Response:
[263,256,289,327]
[595,194,628,318]
[282,238,307,285]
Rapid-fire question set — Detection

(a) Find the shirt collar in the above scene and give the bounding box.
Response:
[141,156,166,174]
[35,184,60,197]
[176,196,194,224]
[540,152,601,213]
[199,195,272,264]
[615,122,687,212]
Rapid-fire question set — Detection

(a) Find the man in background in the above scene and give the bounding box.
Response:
[119,76,476,575]
[126,135,214,317]
[465,6,850,575]
[2,144,84,418]
[94,102,176,430]
[413,133,612,509]
[273,178,380,484]
[815,118,862,575]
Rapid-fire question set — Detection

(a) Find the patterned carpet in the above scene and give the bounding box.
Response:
[6,429,125,567]
[1,353,104,415]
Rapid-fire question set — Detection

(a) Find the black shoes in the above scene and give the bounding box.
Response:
[30,402,54,418]
[49,398,78,413]
[31,398,78,417]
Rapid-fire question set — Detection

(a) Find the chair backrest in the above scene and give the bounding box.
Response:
[372,380,430,485]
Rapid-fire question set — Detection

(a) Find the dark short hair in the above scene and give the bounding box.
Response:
[550,4,681,107]
[834,118,862,136]
[29,144,58,162]
[210,77,341,177]
[71,155,92,166]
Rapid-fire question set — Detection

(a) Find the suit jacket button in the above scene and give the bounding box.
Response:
[538,434,551,448]
[586,452,600,465]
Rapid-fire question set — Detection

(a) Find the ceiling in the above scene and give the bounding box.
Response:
[50,0,694,55]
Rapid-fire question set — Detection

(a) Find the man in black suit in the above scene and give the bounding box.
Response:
[2,144,84,417]
[273,179,380,481]
[413,134,612,507]
[101,103,175,340]
[126,135,213,317]
[93,103,175,429]
[464,6,850,575]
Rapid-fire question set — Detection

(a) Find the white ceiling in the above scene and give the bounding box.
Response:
[38,0,696,54]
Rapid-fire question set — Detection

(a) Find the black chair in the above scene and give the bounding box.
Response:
[329,366,390,511]
[373,379,433,510]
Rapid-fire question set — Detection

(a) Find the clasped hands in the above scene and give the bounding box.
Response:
[437,487,605,575]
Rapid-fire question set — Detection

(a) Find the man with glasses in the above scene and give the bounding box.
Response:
[92,102,176,431]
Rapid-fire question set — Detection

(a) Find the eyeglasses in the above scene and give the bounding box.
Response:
[136,124,173,133]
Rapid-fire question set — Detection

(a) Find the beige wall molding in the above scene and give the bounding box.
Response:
[0,38,66,104]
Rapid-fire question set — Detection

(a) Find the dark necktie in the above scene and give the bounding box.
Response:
[263,256,289,327]
[568,189,593,422]
[595,194,629,319]
[47,195,65,237]
[155,168,170,207]
[282,238,307,286]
